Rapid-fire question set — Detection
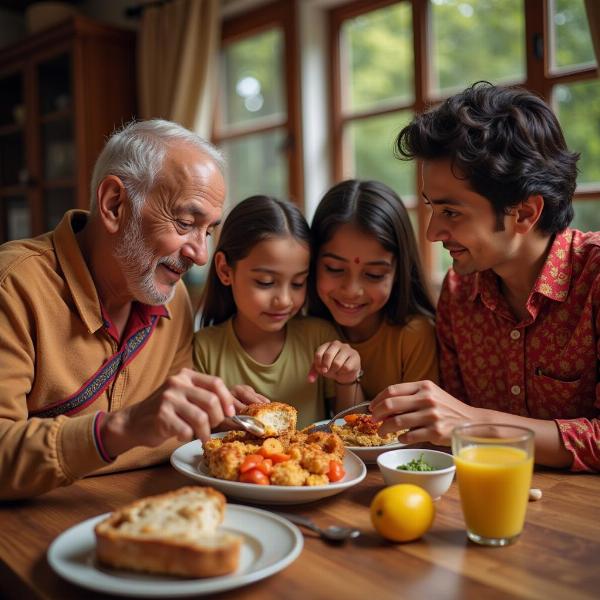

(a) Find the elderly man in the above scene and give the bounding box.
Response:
[371,82,600,472]
[0,120,237,499]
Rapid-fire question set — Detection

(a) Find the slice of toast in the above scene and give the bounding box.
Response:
[95,486,241,578]
[244,402,297,436]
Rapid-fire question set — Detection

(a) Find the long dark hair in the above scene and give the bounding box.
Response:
[199,195,311,327]
[395,81,578,234]
[308,179,435,326]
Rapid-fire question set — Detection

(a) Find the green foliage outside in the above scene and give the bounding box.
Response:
[553,0,596,69]
[430,0,525,93]
[571,200,600,232]
[222,129,288,207]
[342,2,413,111]
[349,111,415,202]
[222,28,285,128]
[555,79,600,186]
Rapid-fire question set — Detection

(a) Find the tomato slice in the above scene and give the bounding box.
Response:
[257,445,291,462]
[239,454,264,473]
[344,414,360,424]
[328,460,345,482]
[269,453,291,464]
[239,468,270,485]
[255,458,273,476]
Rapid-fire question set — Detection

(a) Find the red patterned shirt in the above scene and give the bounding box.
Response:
[437,229,600,472]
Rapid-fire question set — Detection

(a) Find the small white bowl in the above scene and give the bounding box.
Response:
[376,448,456,500]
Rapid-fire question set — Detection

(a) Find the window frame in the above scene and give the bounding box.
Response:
[329,0,599,278]
[215,0,304,207]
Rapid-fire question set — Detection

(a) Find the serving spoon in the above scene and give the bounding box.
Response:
[274,512,360,543]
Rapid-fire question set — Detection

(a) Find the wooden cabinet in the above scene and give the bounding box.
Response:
[0,16,136,242]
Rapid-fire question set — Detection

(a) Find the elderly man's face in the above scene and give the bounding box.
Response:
[115,144,225,305]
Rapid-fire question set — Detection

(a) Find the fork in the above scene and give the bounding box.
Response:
[307,401,371,433]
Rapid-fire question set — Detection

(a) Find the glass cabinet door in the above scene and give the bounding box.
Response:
[38,52,75,230]
[44,188,73,231]
[0,71,28,242]
[0,71,26,186]
[1,195,31,240]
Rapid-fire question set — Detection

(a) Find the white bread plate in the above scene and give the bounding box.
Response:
[170,433,367,505]
[310,419,407,464]
[48,504,302,597]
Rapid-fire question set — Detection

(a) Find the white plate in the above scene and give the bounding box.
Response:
[47,505,303,598]
[170,434,367,505]
[312,419,406,464]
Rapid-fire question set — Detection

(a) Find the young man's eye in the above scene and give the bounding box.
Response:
[443,209,460,218]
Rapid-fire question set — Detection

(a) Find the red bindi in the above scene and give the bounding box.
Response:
[354,257,360,264]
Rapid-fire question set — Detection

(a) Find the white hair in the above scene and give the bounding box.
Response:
[89,119,225,216]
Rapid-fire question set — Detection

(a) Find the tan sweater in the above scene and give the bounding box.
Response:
[0,211,193,499]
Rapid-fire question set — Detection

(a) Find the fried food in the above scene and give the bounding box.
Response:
[244,402,297,436]
[331,414,398,447]
[270,461,309,486]
[204,403,345,487]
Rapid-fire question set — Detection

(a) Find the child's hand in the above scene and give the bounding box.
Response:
[308,340,362,385]
[230,384,270,412]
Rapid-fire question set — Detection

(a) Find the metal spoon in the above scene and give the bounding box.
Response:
[308,402,372,433]
[231,414,266,437]
[274,512,360,543]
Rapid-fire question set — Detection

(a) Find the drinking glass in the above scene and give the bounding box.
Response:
[452,424,534,546]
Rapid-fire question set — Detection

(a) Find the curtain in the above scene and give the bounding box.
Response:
[585,0,600,74]
[138,0,220,137]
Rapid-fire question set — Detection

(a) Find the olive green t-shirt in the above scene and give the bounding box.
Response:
[193,316,337,428]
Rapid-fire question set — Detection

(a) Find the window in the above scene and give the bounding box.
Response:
[331,0,599,284]
[216,0,302,210]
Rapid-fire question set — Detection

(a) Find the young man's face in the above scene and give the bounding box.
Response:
[423,159,520,277]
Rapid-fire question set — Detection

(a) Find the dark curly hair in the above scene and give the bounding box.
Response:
[395,81,579,234]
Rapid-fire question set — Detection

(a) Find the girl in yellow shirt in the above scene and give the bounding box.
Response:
[309,179,438,401]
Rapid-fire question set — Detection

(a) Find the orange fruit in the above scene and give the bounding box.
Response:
[370,484,435,542]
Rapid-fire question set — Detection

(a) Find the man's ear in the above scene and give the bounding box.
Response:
[96,176,128,234]
[215,251,233,285]
[514,194,544,234]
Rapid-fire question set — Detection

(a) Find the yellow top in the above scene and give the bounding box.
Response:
[348,315,439,400]
[193,316,336,428]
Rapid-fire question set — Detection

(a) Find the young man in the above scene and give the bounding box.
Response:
[0,120,243,499]
[371,82,599,472]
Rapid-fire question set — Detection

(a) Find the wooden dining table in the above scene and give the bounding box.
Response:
[0,458,598,600]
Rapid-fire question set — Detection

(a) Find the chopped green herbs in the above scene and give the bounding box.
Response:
[396,453,435,472]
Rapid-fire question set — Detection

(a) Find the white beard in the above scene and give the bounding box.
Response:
[114,214,190,305]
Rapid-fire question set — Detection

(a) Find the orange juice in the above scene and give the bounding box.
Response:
[454,445,533,540]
